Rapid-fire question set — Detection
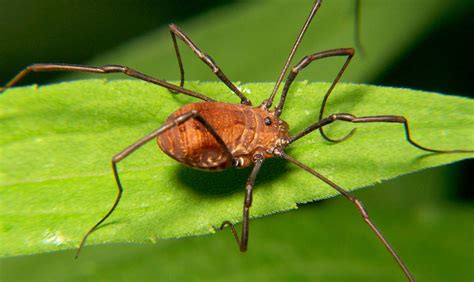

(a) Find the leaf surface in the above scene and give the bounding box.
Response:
[1,80,473,256]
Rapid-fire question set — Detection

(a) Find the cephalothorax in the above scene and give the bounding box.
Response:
[1,1,472,281]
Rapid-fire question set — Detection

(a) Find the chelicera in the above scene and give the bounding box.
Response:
[1,1,472,281]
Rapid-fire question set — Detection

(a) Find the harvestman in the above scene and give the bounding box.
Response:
[1,1,472,281]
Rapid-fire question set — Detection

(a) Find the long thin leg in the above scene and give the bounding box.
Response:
[263,0,322,109]
[219,153,264,252]
[75,110,233,258]
[169,24,251,105]
[275,48,355,144]
[289,113,474,153]
[278,152,415,282]
[0,63,214,102]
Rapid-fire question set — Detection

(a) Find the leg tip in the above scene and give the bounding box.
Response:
[74,251,80,259]
[219,221,232,230]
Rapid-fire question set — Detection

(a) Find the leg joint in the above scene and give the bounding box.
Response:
[328,113,354,122]
[396,116,407,123]
[102,65,128,73]
[168,23,178,31]
[354,198,369,219]
[28,64,43,71]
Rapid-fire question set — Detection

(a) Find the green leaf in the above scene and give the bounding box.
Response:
[1,80,473,257]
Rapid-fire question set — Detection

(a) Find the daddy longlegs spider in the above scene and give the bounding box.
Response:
[1,1,472,281]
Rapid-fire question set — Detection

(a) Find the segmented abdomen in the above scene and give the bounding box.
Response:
[157,102,263,170]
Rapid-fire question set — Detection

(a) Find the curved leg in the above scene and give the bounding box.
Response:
[219,153,264,252]
[275,48,355,143]
[75,110,233,258]
[0,63,213,102]
[279,152,415,282]
[169,24,251,105]
[289,113,474,153]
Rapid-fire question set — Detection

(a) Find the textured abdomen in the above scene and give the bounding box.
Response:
[157,102,263,170]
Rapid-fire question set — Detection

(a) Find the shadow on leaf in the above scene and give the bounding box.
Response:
[176,157,293,196]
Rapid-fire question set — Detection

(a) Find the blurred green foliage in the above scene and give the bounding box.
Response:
[1,0,473,281]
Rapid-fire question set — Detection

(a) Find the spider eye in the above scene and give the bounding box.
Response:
[264,117,272,126]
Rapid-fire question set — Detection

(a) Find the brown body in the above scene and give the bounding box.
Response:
[158,102,289,170]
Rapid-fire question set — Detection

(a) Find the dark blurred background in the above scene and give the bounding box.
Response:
[1,0,472,281]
